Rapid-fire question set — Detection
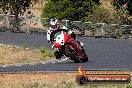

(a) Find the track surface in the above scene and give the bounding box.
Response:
[0,32,132,72]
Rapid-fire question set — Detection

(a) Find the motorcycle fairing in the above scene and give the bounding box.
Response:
[68,38,82,58]
[53,33,70,48]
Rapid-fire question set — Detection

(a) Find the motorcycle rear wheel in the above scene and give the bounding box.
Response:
[65,46,81,63]
[65,46,88,63]
[80,49,88,62]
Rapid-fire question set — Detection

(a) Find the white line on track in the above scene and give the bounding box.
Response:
[0,57,69,67]
[15,64,22,66]
[51,57,69,63]
[57,57,69,63]
[1,65,8,67]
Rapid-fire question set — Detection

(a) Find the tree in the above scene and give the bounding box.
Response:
[41,0,98,21]
[93,0,100,4]
[0,0,37,15]
[112,0,132,15]
[0,0,37,31]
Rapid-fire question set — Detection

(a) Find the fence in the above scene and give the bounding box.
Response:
[0,14,132,39]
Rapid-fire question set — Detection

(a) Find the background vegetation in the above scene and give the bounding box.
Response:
[41,0,132,24]
[112,0,132,15]
[41,0,99,21]
[0,0,37,31]
[0,0,37,15]
[0,0,132,25]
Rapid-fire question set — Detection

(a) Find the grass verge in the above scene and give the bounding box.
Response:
[0,44,54,65]
[0,71,132,88]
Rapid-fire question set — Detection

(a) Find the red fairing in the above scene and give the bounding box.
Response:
[53,34,70,48]
[68,38,82,57]
[64,34,70,44]
[69,45,73,49]
[53,42,62,48]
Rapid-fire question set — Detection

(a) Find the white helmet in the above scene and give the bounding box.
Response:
[50,18,58,25]
[49,17,60,30]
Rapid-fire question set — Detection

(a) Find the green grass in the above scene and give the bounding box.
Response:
[20,43,28,49]
[39,47,54,58]
[0,81,132,88]
[0,45,54,65]
[0,72,132,88]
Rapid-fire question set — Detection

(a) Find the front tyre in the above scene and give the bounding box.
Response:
[54,51,63,59]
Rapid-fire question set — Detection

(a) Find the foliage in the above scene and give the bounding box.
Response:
[112,0,132,15]
[40,47,54,58]
[0,0,37,15]
[85,5,130,24]
[93,0,100,4]
[40,47,47,53]
[0,0,37,31]
[20,43,28,49]
[41,0,98,21]
[41,0,131,24]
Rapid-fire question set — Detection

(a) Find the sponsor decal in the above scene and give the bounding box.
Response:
[76,66,131,85]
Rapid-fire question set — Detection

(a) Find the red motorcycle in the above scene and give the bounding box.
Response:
[53,31,88,63]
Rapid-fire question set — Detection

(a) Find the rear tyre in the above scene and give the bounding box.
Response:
[65,46,80,63]
[81,50,88,62]
[81,54,88,62]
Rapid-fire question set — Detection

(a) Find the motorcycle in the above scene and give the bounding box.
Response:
[52,31,88,63]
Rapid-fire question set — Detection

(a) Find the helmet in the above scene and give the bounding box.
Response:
[49,17,60,30]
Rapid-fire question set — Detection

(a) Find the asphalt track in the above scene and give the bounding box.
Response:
[0,32,132,72]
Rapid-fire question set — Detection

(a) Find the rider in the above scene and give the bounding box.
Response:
[47,17,83,59]
[47,17,76,44]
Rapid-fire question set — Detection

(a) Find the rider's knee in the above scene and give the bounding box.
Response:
[70,32,76,39]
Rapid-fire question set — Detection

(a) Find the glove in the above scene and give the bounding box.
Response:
[52,45,54,49]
